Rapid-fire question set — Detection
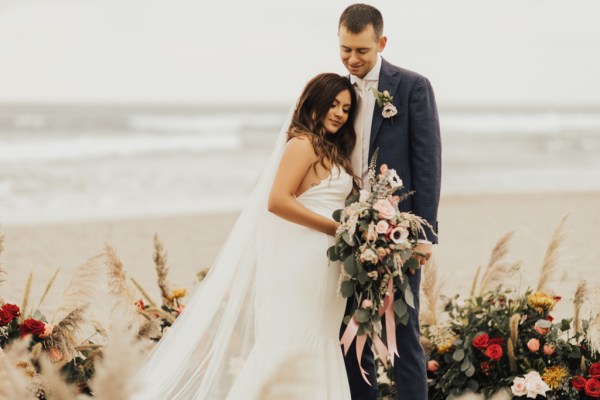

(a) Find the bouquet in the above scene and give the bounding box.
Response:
[327,151,432,383]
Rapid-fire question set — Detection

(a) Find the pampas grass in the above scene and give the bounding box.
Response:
[153,234,172,307]
[105,244,141,331]
[574,280,587,335]
[37,355,78,400]
[587,286,600,355]
[0,338,38,400]
[21,270,33,317]
[34,267,60,314]
[43,307,87,362]
[420,258,443,327]
[536,214,568,293]
[0,234,5,284]
[89,319,148,400]
[53,254,105,323]
[476,231,518,294]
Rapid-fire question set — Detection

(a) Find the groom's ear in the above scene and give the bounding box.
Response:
[377,35,387,53]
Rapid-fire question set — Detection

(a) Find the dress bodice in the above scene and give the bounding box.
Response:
[295,166,353,219]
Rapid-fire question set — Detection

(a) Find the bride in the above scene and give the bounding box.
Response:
[132,73,358,399]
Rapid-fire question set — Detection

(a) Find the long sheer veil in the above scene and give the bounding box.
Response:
[131,109,292,399]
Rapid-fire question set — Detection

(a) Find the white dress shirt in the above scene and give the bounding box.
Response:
[350,55,383,187]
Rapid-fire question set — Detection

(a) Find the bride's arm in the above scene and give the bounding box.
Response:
[268,137,339,236]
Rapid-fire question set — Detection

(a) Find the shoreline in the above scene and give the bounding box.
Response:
[1,191,599,318]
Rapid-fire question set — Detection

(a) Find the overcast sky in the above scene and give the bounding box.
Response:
[1,0,599,106]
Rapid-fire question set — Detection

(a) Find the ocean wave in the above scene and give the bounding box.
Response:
[0,132,242,163]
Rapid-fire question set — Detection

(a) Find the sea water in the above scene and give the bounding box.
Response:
[1,105,599,225]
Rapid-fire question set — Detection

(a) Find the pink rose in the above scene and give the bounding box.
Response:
[427,360,439,372]
[527,338,540,352]
[47,347,64,362]
[380,164,389,174]
[361,299,373,309]
[375,220,389,234]
[40,323,55,339]
[390,195,400,206]
[543,343,555,356]
[373,199,395,220]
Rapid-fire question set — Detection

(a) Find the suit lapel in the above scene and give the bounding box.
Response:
[369,58,401,151]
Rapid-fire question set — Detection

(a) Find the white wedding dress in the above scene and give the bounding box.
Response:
[132,112,353,399]
[226,166,353,399]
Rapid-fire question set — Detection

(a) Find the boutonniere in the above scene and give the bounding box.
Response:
[371,88,398,122]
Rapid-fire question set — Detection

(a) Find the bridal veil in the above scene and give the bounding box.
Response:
[132,110,292,399]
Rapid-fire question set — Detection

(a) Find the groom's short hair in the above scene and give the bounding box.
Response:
[339,4,384,39]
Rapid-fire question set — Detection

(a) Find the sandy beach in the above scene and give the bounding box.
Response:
[1,191,598,319]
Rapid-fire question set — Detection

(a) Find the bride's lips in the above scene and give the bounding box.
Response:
[329,119,342,128]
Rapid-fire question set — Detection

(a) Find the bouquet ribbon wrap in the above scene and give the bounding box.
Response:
[340,279,399,385]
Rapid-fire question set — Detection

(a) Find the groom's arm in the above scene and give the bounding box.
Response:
[408,76,441,244]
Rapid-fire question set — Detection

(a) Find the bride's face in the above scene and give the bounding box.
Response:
[322,89,351,135]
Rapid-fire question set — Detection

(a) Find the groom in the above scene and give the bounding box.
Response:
[338,4,441,400]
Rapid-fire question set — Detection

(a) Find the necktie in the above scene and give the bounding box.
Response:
[351,79,366,186]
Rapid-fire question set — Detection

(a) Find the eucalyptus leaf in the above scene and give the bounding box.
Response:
[357,269,369,285]
[354,309,371,323]
[405,257,420,271]
[342,231,354,246]
[340,281,355,298]
[327,245,340,261]
[332,209,342,222]
[466,379,478,391]
[393,298,408,319]
[452,348,465,362]
[460,358,471,372]
[404,285,415,309]
[535,319,552,329]
[398,311,409,325]
[465,364,475,377]
[343,255,357,276]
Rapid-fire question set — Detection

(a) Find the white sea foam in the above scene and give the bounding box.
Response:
[0,132,241,163]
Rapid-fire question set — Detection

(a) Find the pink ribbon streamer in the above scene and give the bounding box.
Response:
[339,277,401,385]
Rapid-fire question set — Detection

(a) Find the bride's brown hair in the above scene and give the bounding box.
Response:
[288,73,360,188]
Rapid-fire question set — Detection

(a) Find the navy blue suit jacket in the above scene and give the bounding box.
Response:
[367,58,441,243]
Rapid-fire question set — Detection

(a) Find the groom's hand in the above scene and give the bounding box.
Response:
[410,242,432,275]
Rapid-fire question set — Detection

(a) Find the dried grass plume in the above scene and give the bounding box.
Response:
[536,214,568,293]
[477,231,517,294]
[153,234,172,307]
[420,258,443,327]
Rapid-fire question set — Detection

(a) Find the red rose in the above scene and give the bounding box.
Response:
[18,318,46,337]
[484,344,503,360]
[585,378,600,398]
[0,308,13,326]
[590,363,600,378]
[1,303,21,318]
[472,333,489,350]
[488,337,504,346]
[572,375,587,390]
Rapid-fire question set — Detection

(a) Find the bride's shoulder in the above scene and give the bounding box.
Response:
[285,134,318,161]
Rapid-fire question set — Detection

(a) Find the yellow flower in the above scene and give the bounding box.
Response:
[527,292,559,314]
[437,339,454,355]
[168,288,187,301]
[542,365,569,389]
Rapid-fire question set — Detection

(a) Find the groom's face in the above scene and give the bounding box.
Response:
[338,24,386,79]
